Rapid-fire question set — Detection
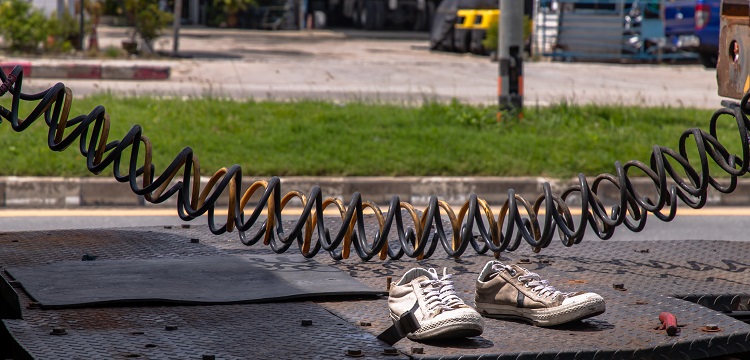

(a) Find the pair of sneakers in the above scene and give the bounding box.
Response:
[388,260,606,341]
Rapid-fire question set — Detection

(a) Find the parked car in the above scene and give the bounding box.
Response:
[429,0,531,55]
[664,0,720,68]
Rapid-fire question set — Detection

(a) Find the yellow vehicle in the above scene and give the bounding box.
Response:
[472,9,499,29]
[453,9,499,54]
[471,9,499,54]
[431,0,531,54]
[455,9,479,30]
[453,9,478,53]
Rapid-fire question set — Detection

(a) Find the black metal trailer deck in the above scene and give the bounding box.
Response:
[1,224,749,359]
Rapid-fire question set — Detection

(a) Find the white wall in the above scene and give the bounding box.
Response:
[32,0,60,16]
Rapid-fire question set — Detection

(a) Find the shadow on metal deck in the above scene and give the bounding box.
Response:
[1,224,749,359]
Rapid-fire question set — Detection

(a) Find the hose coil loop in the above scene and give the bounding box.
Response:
[1,65,748,260]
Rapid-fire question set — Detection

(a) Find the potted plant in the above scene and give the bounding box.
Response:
[124,0,172,54]
[121,37,138,55]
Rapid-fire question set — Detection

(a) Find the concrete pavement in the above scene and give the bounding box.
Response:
[0,25,724,107]
[2,175,750,208]
[0,60,170,81]
[0,26,737,209]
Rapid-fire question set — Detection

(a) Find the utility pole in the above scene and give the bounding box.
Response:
[79,0,85,51]
[57,0,64,20]
[173,0,183,55]
[497,0,524,120]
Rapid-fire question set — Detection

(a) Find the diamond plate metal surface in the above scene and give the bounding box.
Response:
[313,236,750,359]
[1,223,749,359]
[4,302,405,360]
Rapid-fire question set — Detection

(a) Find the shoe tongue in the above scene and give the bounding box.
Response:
[484,263,526,281]
[413,275,432,283]
[425,268,440,280]
[494,264,529,280]
[485,272,500,281]
[508,264,530,276]
[400,268,437,284]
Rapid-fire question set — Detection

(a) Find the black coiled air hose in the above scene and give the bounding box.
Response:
[1,65,748,261]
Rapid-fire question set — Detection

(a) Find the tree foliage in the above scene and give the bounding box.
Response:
[0,0,50,51]
[124,0,172,51]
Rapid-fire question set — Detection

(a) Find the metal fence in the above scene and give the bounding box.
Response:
[533,0,695,62]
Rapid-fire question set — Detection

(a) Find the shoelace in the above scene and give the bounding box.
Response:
[518,273,563,298]
[426,268,466,308]
[492,263,564,299]
[416,268,468,315]
[436,269,466,308]
[418,278,450,315]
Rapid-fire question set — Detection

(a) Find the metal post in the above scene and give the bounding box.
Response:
[79,0,85,51]
[299,0,305,29]
[57,0,64,20]
[191,0,199,24]
[68,0,75,20]
[497,0,524,120]
[173,0,183,55]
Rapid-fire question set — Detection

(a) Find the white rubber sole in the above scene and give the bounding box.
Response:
[476,296,606,327]
[389,310,484,341]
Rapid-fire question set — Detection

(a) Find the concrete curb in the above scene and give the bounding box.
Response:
[0,61,170,81]
[1,176,748,209]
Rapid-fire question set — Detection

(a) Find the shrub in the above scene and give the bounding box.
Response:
[46,10,85,52]
[102,0,119,16]
[104,45,122,58]
[0,0,50,52]
[482,15,532,52]
[124,0,172,52]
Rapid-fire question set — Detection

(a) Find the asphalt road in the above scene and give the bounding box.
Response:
[0,207,746,243]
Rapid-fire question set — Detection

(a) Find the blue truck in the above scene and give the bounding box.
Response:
[664,0,721,68]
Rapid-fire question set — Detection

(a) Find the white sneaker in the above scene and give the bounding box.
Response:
[475,260,606,326]
[388,268,484,341]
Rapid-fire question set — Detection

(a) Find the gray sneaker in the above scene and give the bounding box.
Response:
[388,268,484,341]
[475,260,605,326]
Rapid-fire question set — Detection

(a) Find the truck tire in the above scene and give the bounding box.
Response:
[454,29,470,53]
[469,29,486,55]
[430,28,454,51]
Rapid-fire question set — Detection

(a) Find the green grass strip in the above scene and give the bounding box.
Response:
[0,94,734,179]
